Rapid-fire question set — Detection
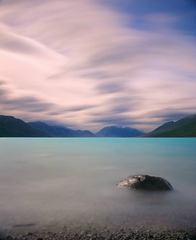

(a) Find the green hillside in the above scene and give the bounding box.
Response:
[142,115,196,137]
[147,120,196,137]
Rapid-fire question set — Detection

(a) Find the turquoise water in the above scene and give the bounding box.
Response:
[0,138,196,231]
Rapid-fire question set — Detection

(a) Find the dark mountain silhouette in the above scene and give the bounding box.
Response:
[141,114,196,137]
[28,121,95,137]
[1,114,195,138]
[95,126,145,137]
[0,115,48,137]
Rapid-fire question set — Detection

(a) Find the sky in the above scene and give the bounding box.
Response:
[0,0,196,133]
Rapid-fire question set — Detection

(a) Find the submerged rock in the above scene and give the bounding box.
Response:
[117,174,173,191]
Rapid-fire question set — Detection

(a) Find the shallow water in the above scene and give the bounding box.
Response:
[0,138,196,231]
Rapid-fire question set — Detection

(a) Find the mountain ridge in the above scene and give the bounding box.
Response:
[141,114,196,137]
[0,115,49,137]
[28,121,95,137]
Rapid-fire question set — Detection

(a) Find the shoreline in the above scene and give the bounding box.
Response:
[3,225,196,240]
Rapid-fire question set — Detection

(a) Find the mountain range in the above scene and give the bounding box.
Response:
[0,114,195,137]
[0,115,144,137]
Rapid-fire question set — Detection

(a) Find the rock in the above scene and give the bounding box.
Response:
[117,174,173,190]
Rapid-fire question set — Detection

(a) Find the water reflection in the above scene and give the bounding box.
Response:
[131,190,173,205]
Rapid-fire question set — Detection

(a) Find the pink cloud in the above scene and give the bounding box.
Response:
[0,0,196,132]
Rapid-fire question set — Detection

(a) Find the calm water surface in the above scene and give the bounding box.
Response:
[0,138,196,231]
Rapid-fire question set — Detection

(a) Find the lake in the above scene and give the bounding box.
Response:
[0,138,196,232]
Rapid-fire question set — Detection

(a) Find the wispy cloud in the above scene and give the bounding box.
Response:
[0,0,196,132]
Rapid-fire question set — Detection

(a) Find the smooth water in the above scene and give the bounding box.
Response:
[0,138,196,231]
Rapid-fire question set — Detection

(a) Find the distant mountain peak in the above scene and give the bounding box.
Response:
[95,125,145,137]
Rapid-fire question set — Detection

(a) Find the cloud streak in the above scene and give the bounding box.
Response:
[0,0,196,132]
